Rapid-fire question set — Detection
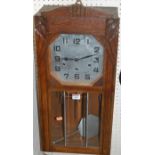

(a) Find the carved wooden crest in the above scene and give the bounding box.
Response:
[34,16,47,38]
[106,18,119,41]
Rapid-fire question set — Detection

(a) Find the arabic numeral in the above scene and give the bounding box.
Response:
[64,73,69,79]
[55,66,61,71]
[93,67,99,72]
[87,39,90,44]
[74,74,80,80]
[73,38,80,45]
[63,38,68,44]
[54,45,61,51]
[85,74,90,80]
[55,56,60,62]
[94,57,99,63]
[94,47,100,53]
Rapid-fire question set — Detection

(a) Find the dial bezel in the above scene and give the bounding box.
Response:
[48,33,106,86]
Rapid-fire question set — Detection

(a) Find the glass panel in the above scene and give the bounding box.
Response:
[51,91,102,148]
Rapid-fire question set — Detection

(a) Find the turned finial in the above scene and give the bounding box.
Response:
[76,0,83,5]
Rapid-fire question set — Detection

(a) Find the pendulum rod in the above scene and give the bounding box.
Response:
[85,93,89,147]
[63,91,67,146]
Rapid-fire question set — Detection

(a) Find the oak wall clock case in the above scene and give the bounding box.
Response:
[34,1,119,155]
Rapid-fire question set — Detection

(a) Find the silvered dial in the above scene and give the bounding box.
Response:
[50,34,104,85]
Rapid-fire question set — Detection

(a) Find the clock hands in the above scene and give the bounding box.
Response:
[62,54,97,61]
[76,54,97,61]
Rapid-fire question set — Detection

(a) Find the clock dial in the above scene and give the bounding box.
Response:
[50,34,104,85]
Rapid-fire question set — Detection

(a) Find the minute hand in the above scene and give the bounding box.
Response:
[76,54,97,61]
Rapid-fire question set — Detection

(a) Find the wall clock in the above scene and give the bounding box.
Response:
[34,0,119,155]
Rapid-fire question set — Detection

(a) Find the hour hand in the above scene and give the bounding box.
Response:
[62,57,75,61]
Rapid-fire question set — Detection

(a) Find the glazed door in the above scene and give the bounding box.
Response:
[50,91,103,149]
